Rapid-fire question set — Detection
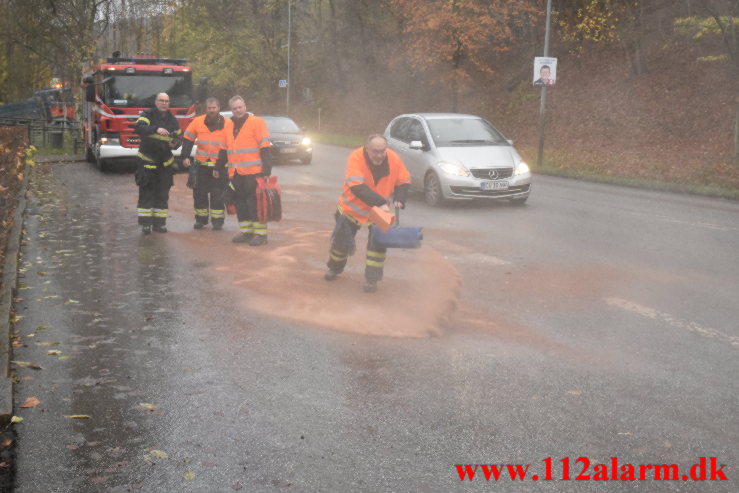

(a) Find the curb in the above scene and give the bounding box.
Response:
[0,163,31,425]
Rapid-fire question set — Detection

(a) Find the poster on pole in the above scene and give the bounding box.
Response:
[533,57,557,86]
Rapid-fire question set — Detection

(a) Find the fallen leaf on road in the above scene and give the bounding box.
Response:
[58,355,70,361]
[11,361,43,370]
[64,299,80,304]
[233,482,243,490]
[35,341,61,346]
[47,350,62,356]
[149,450,168,459]
[184,471,196,480]
[66,444,79,450]
[10,416,23,424]
[139,403,158,411]
[20,397,41,408]
[567,390,582,395]
[36,325,49,331]
[64,415,91,419]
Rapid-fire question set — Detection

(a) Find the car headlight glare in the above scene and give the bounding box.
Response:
[438,161,470,177]
[515,161,530,175]
[301,137,311,146]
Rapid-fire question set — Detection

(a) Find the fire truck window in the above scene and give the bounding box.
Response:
[103,74,193,108]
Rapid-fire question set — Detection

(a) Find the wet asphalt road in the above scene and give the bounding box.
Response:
[9,148,739,492]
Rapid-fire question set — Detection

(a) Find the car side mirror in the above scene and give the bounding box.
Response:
[409,140,424,150]
[85,83,96,103]
[196,77,208,104]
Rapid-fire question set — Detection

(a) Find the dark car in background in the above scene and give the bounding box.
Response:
[261,115,313,164]
[221,112,313,164]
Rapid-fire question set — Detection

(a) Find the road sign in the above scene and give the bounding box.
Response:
[279,79,288,88]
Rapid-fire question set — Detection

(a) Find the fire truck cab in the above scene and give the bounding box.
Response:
[81,55,200,171]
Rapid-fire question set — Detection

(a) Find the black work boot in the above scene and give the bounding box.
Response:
[153,225,168,233]
[248,235,268,246]
[193,221,206,230]
[212,220,224,231]
[232,233,253,243]
[324,269,339,281]
[363,280,378,293]
[142,225,152,235]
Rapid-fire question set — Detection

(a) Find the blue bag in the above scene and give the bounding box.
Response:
[369,207,423,249]
[370,224,423,249]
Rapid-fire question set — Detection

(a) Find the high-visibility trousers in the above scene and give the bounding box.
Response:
[194,167,227,225]
[327,211,387,282]
[137,163,173,227]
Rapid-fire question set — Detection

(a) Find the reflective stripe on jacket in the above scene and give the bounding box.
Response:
[183,115,232,165]
[134,107,182,165]
[338,147,411,224]
[226,114,271,178]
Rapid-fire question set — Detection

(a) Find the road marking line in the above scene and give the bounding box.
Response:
[605,297,739,349]
[629,211,738,232]
[448,253,511,266]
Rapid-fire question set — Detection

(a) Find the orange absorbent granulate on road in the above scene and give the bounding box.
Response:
[166,176,460,338]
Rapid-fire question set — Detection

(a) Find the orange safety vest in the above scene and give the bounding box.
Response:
[183,115,232,166]
[338,147,411,224]
[225,114,271,178]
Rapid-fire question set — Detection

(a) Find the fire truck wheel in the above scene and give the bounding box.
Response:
[94,152,111,172]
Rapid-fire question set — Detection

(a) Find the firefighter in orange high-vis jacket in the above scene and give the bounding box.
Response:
[324,134,411,293]
[225,95,272,246]
[180,97,232,230]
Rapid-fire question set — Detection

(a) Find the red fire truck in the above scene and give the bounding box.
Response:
[81,54,204,171]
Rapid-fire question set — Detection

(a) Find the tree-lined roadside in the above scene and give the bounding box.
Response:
[1,1,737,198]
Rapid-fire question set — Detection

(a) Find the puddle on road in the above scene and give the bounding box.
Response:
[166,175,461,338]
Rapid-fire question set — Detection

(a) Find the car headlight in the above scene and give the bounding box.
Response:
[438,161,470,177]
[301,137,311,146]
[514,161,530,176]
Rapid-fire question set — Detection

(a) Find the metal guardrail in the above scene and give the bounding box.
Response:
[0,120,82,153]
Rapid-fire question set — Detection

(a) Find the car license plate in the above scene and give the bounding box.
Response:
[481,180,508,191]
[279,147,297,153]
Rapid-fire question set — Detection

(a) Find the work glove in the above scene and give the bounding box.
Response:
[186,172,197,189]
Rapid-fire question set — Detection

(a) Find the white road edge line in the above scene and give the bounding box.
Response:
[605,297,739,350]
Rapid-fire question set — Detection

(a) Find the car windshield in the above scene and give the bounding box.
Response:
[262,116,301,133]
[426,118,508,147]
[103,72,193,108]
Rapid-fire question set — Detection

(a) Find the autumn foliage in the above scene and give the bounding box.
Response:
[0,126,29,276]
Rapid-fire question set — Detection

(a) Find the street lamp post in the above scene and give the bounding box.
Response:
[286,0,291,116]
[536,0,552,168]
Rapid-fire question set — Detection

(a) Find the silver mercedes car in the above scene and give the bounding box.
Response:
[384,113,532,206]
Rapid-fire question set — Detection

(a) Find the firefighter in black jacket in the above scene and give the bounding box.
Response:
[134,92,182,234]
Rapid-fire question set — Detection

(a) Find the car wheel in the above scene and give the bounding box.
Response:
[424,172,445,206]
[300,155,312,165]
[510,196,528,206]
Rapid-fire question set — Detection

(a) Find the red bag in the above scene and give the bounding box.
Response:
[256,176,282,223]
